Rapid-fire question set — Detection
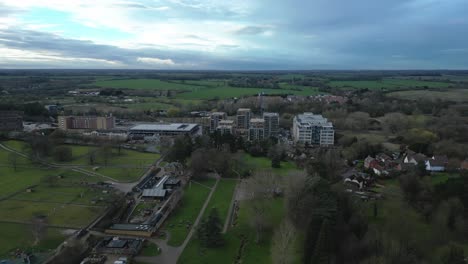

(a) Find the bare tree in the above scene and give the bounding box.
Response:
[245,170,280,243]
[271,219,297,264]
[31,215,48,245]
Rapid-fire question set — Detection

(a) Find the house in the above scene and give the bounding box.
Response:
[404,152,427,165]
[425,155,448,172]
[364,156,375,169]
[461,159,468,171]
[342,169,373,190]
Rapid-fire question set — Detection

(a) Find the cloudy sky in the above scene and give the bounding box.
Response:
[0,0,467,69]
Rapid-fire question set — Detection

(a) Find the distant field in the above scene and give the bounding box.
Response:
[329,79,452,89]
[387,89,468,102]
[94,78,321,100]
[176,86,320,100]
[94,79,201,91]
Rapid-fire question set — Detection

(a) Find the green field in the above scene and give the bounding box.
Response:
[3,141,160,182]
[176,86,320,100]
[387,89,468,102]
[329,79,452,90]
[0,223,66,258]
[244,154,299,175]
[164,180,212,246]
[94,79,198,91]
[178,198,289,264]
[202,179,238,224]
[94,78,321,100]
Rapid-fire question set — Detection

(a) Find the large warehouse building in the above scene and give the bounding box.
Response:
[128,123,202,138]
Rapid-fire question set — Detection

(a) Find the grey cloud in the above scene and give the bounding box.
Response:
[234,26,269,35]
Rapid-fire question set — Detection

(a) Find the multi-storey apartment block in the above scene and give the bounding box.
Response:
[292,113,334,146]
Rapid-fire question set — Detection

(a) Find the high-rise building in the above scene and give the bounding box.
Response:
[292,113,334,146]
[263,112,279,138]
[0,111,23,131]
[236,108,251,130]
[249,118,265,141]
[216,120,235,135]
[209,112,226,133]
[58,115,115,130]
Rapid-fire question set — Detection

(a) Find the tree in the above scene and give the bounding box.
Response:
[165,135,193,163]
[311,219,332,264]
[99,144,113,166]
[246,170,279,243]
[440,244,465,264]
[8,152,18,171]
[31,215,48,245]
[271,220,297,264]
[197,208,224,248]
[53,146,73,162]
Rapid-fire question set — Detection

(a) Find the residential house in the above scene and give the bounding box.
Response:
[461,159,468,171]
[404,152,427,165]
[425,155,448,172]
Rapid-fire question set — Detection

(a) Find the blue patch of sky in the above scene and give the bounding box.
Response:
[22,8,132,41]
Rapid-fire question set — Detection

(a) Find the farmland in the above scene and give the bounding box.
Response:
[329,78,452,90]
[387,89,468,102]
[93,78,322,100]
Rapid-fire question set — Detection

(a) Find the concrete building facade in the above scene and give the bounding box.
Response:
[292,113,334,146]
[263,112,279,138]
[209,112,226,133]
[249,118,265,141]
[236,108,251,130]
[58,115,115,130]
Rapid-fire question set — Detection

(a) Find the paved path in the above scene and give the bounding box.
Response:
[134,178,220,264]
[222,180,240,233]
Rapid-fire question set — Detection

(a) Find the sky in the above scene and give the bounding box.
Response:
[0,0,467,70]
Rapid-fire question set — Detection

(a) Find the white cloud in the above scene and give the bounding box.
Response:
[137,57,175,65]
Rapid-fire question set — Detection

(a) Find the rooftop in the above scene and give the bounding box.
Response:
[250,118,265,123]
[109,224,151,231]
[142,189,167,197]
[130,123,198,132]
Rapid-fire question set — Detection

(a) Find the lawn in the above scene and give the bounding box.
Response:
[164,181,212,246]
[244,154,299,175]
[387,89,468,102]
[178,198,288,264]
[140,241,161,257]
[202,179,238,224]
[329,79,451,90]
[0,200,103,228]
[0,223,66,258]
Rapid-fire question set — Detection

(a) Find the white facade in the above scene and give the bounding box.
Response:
[292,113,334,146]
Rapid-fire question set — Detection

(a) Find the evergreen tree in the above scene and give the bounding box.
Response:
[198,208,224,248]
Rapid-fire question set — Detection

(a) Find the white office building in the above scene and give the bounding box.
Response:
[292,113,334,146]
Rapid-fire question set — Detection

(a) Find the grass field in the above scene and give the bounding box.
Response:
[387,89,468,102]
[244,154,299,175]
[94,78,322,100]
[0,223,66,258]
[329,79,452,90]
[3,141,160,182]
[0,200,103,227]
[202,179,238,224]
[164,180,212,247]
[178,198,289,264]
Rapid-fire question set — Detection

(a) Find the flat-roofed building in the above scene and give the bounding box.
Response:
[129,123,201,138]
[58,115,115,130]
[209,112,226,133]
[236,108,251,130]
[292,113,334,146]
[0,111,23,131]
[263,112,279,138]
[249,118,265,141]
[216,119,235,135]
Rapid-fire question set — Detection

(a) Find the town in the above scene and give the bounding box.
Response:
[1,69,468,264]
